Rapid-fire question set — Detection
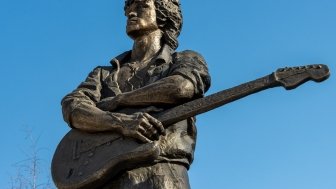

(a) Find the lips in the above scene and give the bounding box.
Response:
[128,17,138,23]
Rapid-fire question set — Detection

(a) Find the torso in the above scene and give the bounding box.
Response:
[117,61,153,92]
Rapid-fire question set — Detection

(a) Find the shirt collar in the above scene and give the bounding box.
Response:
[110,45,173,67]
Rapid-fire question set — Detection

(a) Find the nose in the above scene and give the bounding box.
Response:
[128,11,137,18]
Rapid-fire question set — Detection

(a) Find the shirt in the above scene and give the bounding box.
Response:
[61,45,211,167]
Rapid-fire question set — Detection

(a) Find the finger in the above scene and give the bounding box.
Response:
[143,113,165,135]
[142,124,160,141]
[135,134,152,144]
[132,129,153,143]
[137,125,151,138]
[139,119,159,140]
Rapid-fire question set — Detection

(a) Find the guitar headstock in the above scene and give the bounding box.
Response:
[274,64,330,90]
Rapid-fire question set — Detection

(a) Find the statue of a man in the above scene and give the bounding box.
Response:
[61,0,210,188]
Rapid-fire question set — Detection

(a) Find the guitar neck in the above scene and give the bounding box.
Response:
[154,73,279,126]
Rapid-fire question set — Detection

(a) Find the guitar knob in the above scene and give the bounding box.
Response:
[313,65,321,69]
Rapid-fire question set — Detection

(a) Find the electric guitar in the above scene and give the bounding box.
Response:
[52,64,330,189]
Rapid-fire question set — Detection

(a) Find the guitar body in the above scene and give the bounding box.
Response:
[52,129,160,189]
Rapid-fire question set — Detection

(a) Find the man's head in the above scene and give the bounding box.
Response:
[125,0,183,50]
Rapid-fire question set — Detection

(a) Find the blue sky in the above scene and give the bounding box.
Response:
[1,0,335,188]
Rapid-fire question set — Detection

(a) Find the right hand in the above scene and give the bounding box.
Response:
[120,112,165,143]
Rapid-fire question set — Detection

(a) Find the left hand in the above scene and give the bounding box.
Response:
[119,112,165,143]
[96,95,123,111]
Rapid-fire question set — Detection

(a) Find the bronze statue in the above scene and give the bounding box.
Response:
[56,0,210,188]
[52,0,330,188]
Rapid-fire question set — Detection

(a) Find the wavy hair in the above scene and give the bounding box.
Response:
[125,0,183,50]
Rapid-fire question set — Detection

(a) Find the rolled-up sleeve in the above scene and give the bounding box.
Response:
[61,67,102,127]
[169,50,211,98]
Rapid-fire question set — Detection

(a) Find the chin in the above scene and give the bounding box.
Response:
[126,25,159,39]
[127,24,140,33]
[127,29,141,39]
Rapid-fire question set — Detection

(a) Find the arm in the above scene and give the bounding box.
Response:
[121,75,195,106]
[62,67,164,142]
[97,75,195,111]
[97,50,211,111]
[60,67,123,132]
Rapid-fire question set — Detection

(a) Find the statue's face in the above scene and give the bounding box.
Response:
[125,0,159,39]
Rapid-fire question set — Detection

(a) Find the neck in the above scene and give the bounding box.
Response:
[131,30,162,63]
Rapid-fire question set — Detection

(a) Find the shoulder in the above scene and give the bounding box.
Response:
[171,50,208,72]
[87,66,111,79]
[169,50,211,94]
[173,50,207,65]
[173,50,205,62]
[82,50,130,82]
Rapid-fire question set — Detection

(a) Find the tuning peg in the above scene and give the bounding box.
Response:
[311,64,322,69]
[294,67,300,70]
